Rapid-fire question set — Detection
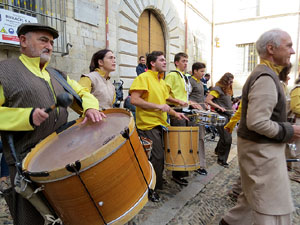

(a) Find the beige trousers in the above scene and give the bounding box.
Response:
[223,193,292,225]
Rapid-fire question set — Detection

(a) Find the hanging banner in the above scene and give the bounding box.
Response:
[0,8,37,45]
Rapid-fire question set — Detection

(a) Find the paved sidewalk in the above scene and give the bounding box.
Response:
[1,132,300,225]
[128,132,300,225]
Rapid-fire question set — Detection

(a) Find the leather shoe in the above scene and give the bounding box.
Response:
[219,218,229,225]
[217,160,229,168]
[172,177,188,186]
[196,168,208,175]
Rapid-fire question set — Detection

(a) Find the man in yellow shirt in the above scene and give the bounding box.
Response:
[289,78,300,182]
[0,23,105,225]
[130,51,188,195]
[165,52,201,185]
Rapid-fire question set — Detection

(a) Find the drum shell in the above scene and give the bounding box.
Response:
[164,126,200,171]
[22,108,155,225]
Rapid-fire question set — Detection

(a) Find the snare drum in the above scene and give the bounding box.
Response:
[23,108,155,225]
[193,110,218,125]
[216,115,226,126]
[164,126,200,171]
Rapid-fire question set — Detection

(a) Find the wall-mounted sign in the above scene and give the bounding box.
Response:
[0,8,37,45]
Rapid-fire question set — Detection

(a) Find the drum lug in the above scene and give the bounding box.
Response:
[167,148,170,153]
[189,149,193,153]
[178,150,181,154]
[121,127,130,139]
[148,189,160,202]
[66,160,81,173]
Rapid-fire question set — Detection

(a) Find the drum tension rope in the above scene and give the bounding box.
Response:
[66,161,107,225]
[121,127,159,202]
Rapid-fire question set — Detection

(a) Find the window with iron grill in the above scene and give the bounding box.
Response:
[0,0,66,53]
[237,43,258,72]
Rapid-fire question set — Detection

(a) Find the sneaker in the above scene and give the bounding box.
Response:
[171,177,188,186]
[196,168,208,175]
[148,189,160,202]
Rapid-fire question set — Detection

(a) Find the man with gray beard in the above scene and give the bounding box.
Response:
[220,29,300,225]
[0,23,105,225]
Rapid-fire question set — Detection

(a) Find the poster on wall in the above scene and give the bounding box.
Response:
[0,8,37,45]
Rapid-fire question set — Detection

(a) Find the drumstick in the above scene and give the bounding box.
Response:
[45,93,73,113]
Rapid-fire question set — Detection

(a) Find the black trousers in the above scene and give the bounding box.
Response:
[138,126,164,190]
[215,116,232,163]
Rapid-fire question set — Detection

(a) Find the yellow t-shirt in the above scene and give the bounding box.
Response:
[224,101,242,133]
[290,86,300,115]
[209,90,220,98]
[0,54,99,131]
[130,70,170,130]
[165,69,188,102]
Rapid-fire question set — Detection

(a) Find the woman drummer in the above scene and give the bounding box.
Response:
[205,72,234,167]
[79,49,116,109]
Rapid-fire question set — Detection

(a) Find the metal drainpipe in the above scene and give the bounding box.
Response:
[184,0,188,53]
[105,0,109,48]
[210,0,215,86]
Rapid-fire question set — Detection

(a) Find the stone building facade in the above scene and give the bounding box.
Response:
[0,0,213,95]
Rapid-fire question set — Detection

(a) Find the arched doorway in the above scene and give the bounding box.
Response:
[137,9,165,59]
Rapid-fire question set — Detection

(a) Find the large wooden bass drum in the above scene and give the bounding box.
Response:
[22,108,155,225]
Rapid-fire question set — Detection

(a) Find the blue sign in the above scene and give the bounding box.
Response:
[8,28,14,34]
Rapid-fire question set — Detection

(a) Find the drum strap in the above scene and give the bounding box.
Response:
[121,127,160,202]
[47,68,83,109]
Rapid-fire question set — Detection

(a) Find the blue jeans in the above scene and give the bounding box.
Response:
[0,141,9,177]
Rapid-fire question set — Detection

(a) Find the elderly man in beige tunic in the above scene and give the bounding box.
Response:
[220,29,300,225]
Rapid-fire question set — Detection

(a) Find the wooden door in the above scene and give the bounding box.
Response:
[138,9,165,58]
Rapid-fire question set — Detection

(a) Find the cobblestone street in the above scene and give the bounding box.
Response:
[1,132,300,225]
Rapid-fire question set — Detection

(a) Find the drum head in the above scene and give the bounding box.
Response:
[27,112,131,172]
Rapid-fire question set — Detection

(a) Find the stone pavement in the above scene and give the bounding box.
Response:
[127,131,300,225]
[1,131,300,225]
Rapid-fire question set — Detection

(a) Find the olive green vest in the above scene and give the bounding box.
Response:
[238,64,293,143]
[0,59,68,164]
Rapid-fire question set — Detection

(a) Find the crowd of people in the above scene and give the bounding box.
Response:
[0,22,299,225]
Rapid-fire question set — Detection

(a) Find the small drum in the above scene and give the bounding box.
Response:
[192,110,218,125]
[140,136,153,159]
[23,108,155,225]
[164,126,200,171]
[216,115,226,126]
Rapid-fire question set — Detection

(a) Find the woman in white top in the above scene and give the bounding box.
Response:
[79,49,116,110]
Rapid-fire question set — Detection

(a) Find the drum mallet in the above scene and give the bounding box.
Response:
[286,159,300,162]
[45,92,73,113]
